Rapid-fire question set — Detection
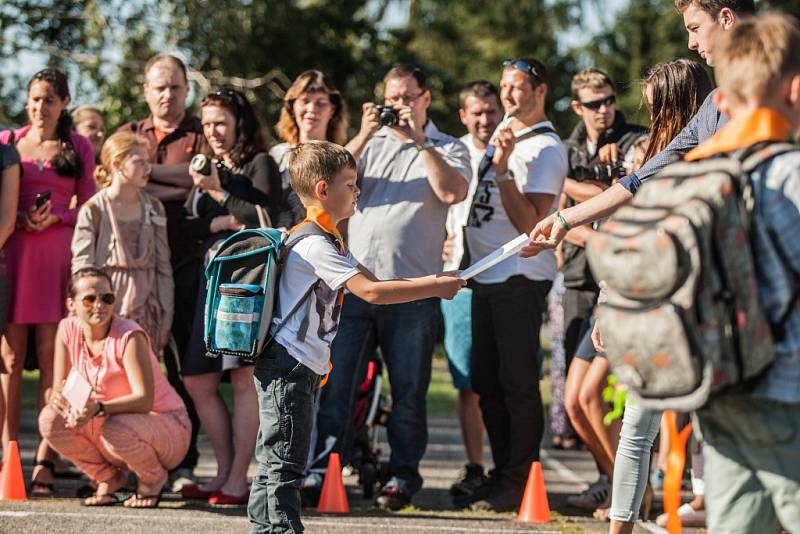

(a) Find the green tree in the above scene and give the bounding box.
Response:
[380,0,581,136]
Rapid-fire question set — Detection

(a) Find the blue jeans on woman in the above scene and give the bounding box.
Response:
[609,400,662,522]
[310,295,440,496]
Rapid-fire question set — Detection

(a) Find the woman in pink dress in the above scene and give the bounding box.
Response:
[0,68,95,495]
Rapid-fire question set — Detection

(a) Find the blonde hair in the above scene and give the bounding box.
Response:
[715,12,800,107]
[275,70,348,146]
[571,68,614,100]
[288,141,355,200]
[94,132,150,188]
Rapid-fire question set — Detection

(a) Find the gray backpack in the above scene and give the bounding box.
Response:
[586,143,798,411]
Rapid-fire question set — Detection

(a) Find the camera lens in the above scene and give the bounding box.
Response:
[190,154,211,175]
[378,107,399,127]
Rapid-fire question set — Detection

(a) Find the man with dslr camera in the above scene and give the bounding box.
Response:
[561,68,644,373]
[310,65,471,511]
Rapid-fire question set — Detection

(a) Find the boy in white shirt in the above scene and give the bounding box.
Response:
[247,141,465,533]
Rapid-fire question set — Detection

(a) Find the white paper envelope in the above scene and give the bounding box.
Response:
[62,369,92,414]
[459,233,530,281]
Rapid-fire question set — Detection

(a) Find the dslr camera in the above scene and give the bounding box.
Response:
[375,105,400,127]
[190,154,232,186]
[570,161,626,184]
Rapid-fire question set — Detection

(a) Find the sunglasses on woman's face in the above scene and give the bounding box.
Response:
[80,293,116,308]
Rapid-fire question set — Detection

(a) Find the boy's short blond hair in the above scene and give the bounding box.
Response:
[715,13,800,106]
[570,68,614,100]
[288,141,356,200]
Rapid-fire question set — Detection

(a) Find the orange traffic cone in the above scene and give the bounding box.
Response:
[0,441,27,501]
[516,461,550,523]
[316,453,349,513]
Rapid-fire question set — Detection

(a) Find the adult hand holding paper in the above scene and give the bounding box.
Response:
[62,369,93,416]
[459,233,530,281]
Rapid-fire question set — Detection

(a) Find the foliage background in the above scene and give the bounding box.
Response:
[1,0,798,140]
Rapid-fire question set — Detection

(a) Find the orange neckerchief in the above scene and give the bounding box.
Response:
[292,205,345,387]
[296,205,345,251]
[685,108,791,162]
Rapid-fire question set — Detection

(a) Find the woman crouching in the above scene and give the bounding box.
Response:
[39,267,190,507]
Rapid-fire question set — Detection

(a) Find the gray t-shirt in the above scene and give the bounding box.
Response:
[349,121,472,279]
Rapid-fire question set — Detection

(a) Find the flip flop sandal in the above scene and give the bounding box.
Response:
[124,488,164,509]
[30,460,56,497]
[76,484,98,499]
[82,493,121,507]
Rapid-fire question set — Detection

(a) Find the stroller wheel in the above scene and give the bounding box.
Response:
[360,462,377,499]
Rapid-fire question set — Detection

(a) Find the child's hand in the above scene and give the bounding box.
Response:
[433,271,466,300]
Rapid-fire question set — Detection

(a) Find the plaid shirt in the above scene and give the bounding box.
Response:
[750,150,800,404]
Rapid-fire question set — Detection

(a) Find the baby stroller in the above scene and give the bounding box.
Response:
[346,352,391,499]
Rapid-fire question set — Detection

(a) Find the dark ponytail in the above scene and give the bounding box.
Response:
[28,68,83,179]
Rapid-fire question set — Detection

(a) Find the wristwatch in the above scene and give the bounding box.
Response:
[494,169,514,183]
[417,139,436,152]
[95,402,106,418]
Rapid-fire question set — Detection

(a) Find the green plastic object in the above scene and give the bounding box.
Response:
[603,374,627,426]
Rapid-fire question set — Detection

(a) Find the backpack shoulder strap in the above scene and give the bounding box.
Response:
[741,142,799,172]
[268,222,342,345]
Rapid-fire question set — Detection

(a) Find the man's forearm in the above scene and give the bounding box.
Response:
[420,149,468,204]
[563,178,606,203]
[149,163,193,188]
[562,182,632,228]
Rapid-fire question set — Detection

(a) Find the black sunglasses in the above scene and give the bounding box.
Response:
[580,94,616,111]
[210,89,247,110]
[80,293,116,308]
[502,59,541,82]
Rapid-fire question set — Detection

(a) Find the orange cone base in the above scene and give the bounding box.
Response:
[316,452,349,514]
[0,441,28,501]
[516,461,550,523]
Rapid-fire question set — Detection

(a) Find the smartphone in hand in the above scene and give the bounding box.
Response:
[35,190,51,209]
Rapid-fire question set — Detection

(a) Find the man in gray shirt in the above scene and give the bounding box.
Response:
[308,65,471,511]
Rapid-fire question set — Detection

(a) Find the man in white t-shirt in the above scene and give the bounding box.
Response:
[458,58,567,512]
[441,80,502,502]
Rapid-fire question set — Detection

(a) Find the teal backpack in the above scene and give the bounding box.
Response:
[203,222,332,362]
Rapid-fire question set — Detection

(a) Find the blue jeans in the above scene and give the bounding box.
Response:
[609,400,661,522]
[311,294,440,495]
[248,342,321,534]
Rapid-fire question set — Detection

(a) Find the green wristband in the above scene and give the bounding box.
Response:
[556,210,570,231]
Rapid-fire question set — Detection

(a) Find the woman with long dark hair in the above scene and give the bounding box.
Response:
[605,58,713,533]
[178,88,282,505]
[0,67,96,496]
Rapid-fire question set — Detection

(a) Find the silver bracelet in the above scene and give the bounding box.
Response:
[495,169,513,183]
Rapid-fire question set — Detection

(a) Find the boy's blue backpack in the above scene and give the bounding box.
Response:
[203,222,333,362]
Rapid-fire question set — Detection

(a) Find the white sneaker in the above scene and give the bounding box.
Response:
[656,503,706,527]
[567,475,610,511]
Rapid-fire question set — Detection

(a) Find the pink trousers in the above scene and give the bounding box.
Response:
[39,405,190,486]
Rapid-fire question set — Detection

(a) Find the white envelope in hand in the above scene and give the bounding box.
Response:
[62,369,92,415]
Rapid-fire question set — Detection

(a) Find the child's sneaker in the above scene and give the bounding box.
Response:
[450,463,488,497]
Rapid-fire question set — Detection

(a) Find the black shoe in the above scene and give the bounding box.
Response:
[375,484,411,511]
[450,463,488,497]
[300,473,323,508]
[453,476,494,509]
[469,487,523,513]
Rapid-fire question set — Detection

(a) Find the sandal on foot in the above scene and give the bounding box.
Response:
[31,460,56,497]
[124,488,164,509]
[82,493,121,507]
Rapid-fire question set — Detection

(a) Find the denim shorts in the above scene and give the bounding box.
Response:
[441,289,473,391]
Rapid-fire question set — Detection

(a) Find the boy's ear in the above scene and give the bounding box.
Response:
[314,180,327,200]
[713,90,733,119]
[718,7,736,30]
[788,74,800,111]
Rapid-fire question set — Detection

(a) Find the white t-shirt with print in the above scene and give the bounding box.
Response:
[464,120,567,284]
[272,235,360,375]
[443,133,484,271]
